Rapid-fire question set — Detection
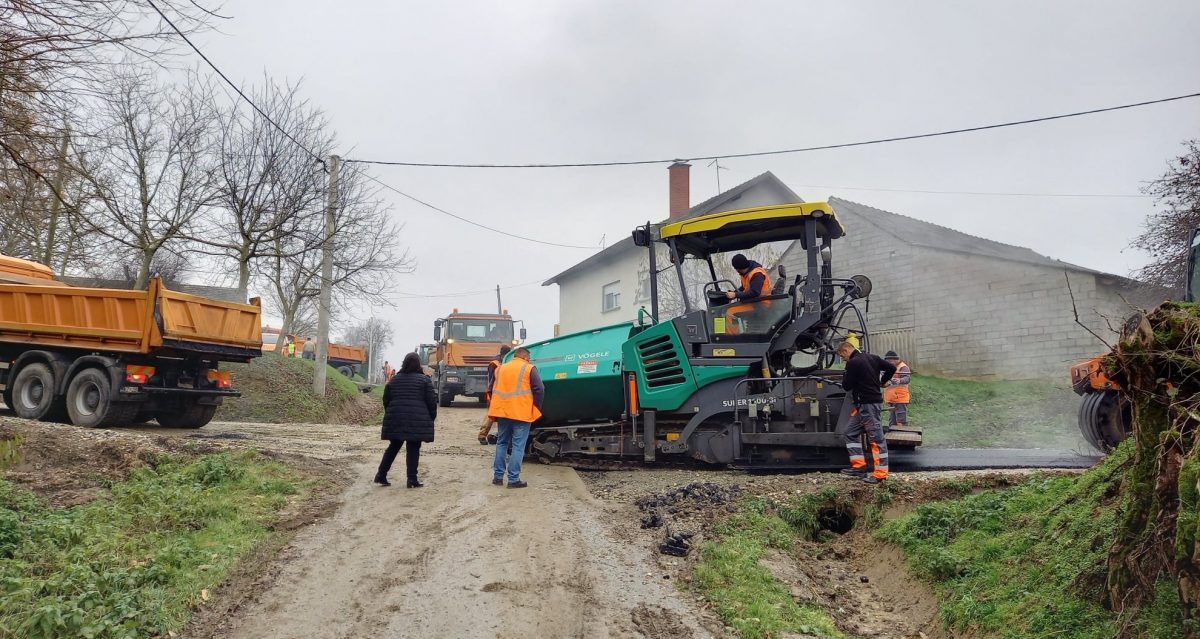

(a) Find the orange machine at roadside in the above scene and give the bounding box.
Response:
[432,309,525,407]
[0,253,261,429]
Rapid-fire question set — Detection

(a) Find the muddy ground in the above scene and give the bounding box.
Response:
[0,402,1087,638]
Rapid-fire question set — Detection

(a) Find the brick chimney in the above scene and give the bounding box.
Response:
[668,161,690,219]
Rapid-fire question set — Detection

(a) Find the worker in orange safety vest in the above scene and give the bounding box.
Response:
[883,351,911,431]
[487,347,543,489]
[723,253,772,334]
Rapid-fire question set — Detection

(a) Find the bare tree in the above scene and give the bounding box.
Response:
[257,163,411,340]
[74,68,219,288]
[191,77,332,297]
[342,316,395,383]
[1,1,217,198]
[1130,139,1200,291]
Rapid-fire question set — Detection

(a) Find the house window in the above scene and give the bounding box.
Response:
[635,267,651,303]
[602,281,621,312]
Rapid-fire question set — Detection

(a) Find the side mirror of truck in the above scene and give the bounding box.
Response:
[433,324,442,342]
[520,328,528,340]
[632,228,650,247]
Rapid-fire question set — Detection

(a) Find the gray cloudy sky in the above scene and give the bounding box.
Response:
[197,0,1199,365]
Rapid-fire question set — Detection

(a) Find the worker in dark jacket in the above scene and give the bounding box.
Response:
[837,341,897,484]
[478,345,512,445]
[375,352,437,488]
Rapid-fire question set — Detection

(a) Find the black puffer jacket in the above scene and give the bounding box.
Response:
[381,372,437,442]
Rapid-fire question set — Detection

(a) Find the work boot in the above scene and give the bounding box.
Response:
[507,480,528,489]
[861,475,883,485]
[492,478,503,486]
[840,468,866,477]
[407,479,424,489]
[373,476,391,487]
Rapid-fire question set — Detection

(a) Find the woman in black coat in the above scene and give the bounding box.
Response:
[375,352,436,487]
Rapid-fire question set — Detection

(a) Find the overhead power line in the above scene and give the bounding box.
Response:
[390,278,547,300]
[150,1,595,250]
[793,184,1151,199]
[343,91,1200,169]
[360,173,600,250]
[146,0,326,167]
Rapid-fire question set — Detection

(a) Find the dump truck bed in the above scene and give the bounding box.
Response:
[0,274,261,361]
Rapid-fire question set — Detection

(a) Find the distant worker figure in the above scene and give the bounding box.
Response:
[302,339,315,361]
[723,253,772,334]
[836,341,896,484]
[487,346,543,489]
[284,337,296,358]
[375,353,436,488]
[382,360,394,383]
[478,345,512,445]
[883,351,911,432]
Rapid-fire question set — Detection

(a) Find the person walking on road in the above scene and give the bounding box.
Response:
[375,353,436,488]
[478,345,512,445]
[883,351,911,432]
[837,341,897,484]
[487,346,543,489]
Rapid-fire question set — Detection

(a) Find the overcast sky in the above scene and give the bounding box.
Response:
[195,0,1199,367]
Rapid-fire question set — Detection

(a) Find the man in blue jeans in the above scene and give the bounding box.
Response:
[487,347,544,488]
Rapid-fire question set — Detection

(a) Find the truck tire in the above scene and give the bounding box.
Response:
[65,368,138,428]
[337,365,353,378]
[11,363,64,421]
[439,391,454,408]
[156,404,217,429]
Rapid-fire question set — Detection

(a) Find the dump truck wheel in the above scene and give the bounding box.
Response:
[11,363,60,421]
[156,404,217,429]
[337,366,353,377]
[65,368,138,428]
[439,391,454,408]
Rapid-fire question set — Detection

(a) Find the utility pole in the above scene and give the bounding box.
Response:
[496,285,502,314]
[314,155,339,396]
[43,124,71,268]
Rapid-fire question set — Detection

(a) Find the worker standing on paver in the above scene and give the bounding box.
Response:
[836,341,897,484]
[487,346,543,489]
[883,351,911,432]
[478,345,512,445]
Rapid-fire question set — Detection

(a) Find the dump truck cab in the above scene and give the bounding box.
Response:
[432,311,525,407]
[525,202,916,469]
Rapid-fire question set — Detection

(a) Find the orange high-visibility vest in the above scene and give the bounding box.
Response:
[740,266,772,300]
[884,361,911,404]
[487,358,542,423]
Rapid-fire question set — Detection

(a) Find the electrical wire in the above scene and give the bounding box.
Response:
[343,91,1200,168]
[360,173,600,250]
[791,184,1151,198]
[145,0,327,167]
[389,278,548,299]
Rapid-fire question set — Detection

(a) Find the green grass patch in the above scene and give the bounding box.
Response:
[909,374,1086,450]
[218,356,361,423]
[0,450,312,639]
[693,495,845,639]
[879,442,1184,638]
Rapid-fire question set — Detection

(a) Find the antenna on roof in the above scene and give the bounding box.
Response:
[707,157,730,193]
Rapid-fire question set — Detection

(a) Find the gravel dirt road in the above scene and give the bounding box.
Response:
[148,405,718,639]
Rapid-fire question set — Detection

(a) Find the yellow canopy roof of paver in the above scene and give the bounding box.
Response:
[658,202,843,257]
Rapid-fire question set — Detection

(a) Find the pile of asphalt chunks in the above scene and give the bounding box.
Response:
[636,482,743,556]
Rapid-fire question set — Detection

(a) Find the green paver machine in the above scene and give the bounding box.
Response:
[527,202,920,469]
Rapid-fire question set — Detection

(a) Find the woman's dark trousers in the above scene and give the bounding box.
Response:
[377,440,422,482]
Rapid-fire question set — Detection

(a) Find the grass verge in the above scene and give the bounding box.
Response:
[909,374,1086,449]
[879,442,1184,638]
[693,492,848,639]
[0,450,314,639]
[218,356,361,423]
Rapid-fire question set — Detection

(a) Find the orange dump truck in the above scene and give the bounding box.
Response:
[262,329,367,378]
[0,254,262,428]
[431,310,525,407]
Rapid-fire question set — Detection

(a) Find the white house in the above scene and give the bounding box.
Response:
[543,165,804,335]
